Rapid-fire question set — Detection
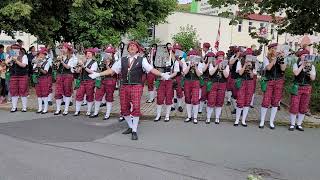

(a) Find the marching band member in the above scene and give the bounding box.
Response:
[183,49,204,124]
[32,47,51,114]
[146,44,157,103]
[53,43,77,115]
[288,49,316,131]
[91,45,117,119]
[249,44,263,108]
[199,42,211,114]
[6,44,29,112]
[259,43,286,129]
[234,48,257,127]
[227,47,241,114]
[154,44,179,122]
[205,51,229,124]
[74,48,98,116]
[46,45,54,106]
[172,43,185,112]
[89,41,170,140]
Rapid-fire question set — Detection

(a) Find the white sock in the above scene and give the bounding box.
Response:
[75,101,82,112]
[290,113,297,126]
[63,96,66,103]
[87,102,93,114]
[102,95,106,104]
[64,97,71,113]
[186,104,192,118]
[155,105,162,119]
[11,96,19,109]
[260,107,268,127]
[94,101,101,115]
[231,98,237,110]
[193,105,199,119]
[37,98,43,112]
[105,102,112,118]
[199,89,202,99]
[56,99,62,112]
[165,105,171,118]
[250,94,255,106]
[242,107,250,124]
[227,91,232,102]
[270,107,278,127]
[215,107,222,122]
[48,93,53,102]
[124,116,133,129]
[21,96,27,110]
[206,107,214,120]
[132,116,139,132]
[149,91,155,101]
[42,97,48,112]
[83,96,87,104]
[178,98,182,107]
[199,101,204,113]
[235,107,243,124]
[297,113,305,126]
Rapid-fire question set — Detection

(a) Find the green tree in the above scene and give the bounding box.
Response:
[208,0,320,35]
[172,25,200,52]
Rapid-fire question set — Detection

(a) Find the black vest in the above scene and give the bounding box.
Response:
[58,58,72,74]
[121,56,144,85]
[101,61,117,80]
[10,56,28,76]
[185,67,199,80]
[239,60,253,80]
[230,59,239,79]
[265,61,284,80]
[39,60,50,77]
[80,60,95,81]
[294,63,312,86]
[209,69,227,83]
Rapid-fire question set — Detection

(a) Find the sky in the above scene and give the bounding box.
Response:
[178,0,192,4]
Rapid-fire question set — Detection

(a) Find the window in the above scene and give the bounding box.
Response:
[248,21,253,33]
[13,31,17,36]
[147,27,154,38]
[238,20,242,32]
[19,31,24,36]
[271,24,275,35]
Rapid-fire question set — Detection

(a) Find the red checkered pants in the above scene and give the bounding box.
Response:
[75,80,95,102]
[174,75,184,98]
[207,82,227,107]
[236,79,254,108]
[156,80,174,105]
[9,75,29,97]
[184,80,200,105]
[261,79,284,108]
[120,84,143,116]
[146,72,156,91]
[55,74,74,99]
[35,76,50,97]
[48,75,53,94]
[227,77,237,99]
[289,85,312,114]
[95,78,117,102]
[252,75,257,92]
[200,80,208,101]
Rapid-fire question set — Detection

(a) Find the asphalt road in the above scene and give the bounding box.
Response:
[0,110,319,180]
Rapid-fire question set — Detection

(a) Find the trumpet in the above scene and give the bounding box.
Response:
[245,62,253,73]
[276,56,285,65]
[304,61,312,74]
[73,55,86,73]
[32,57,45,73]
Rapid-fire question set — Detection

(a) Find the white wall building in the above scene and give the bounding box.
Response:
[0,31,38,50]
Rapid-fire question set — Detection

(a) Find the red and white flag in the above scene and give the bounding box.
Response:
[214,19,221,51]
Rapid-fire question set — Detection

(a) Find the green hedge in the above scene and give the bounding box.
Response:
[283,63,320,113]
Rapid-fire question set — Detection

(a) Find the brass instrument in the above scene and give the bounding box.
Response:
[244,55,256,73]
[53,54,64,70]
[32,56,46,73]
[73,55,86,73]
[304,55,315,74]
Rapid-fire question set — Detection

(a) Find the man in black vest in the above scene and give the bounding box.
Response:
[90,41,170,140]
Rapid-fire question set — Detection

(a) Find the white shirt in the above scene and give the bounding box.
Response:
[182,61,204,74]
[209,63,230,75]
[236,61,257,75]
[85,59,98,72]
[33,60,50,71]
[293,62,316,77]
[111,55,153,74]
[21,55,28,65]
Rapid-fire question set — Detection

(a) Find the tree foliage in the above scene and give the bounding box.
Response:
[208,0,320,35]
[172,25,200,52]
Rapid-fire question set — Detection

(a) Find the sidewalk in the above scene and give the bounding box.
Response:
[0,85,319,127]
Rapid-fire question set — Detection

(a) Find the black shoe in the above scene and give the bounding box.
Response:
[154,117,161,122]
[61,102,65,106]
[164,117,170,122]
[171,107,175,111]
[278,106,281,111]
[178,106,183,112]
[21,109,27,112]
[90,114,99,118]
[173,98,177,103]
[184,118,191,123]
[193,119,198,124]
[288,126,295,131]
[81,103,87,106]
[69,102,73,106]
[146,99,154,103]
[131,132,138,140]
[250,105,254,108]
[122,128,132,134]
[259,125,264,129]
[62,112,68,116]
[54,110,61,115]
[296,125,304,131]
[205,119,211,124]
[48,101,53,106]
[241,123,248,127]
[36,111,42,114]
[119,116,125,122]
[231,109,236,114]
[103,116,110,120]
[198,111,202,114]
[215,121,220,124]
[269,125,275,130]
[234,123,239,127]
[41,111,47,114]
[100,103,106,107]
[10,108,17,113]
[226,101,231,106]
[73,112,80,116]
